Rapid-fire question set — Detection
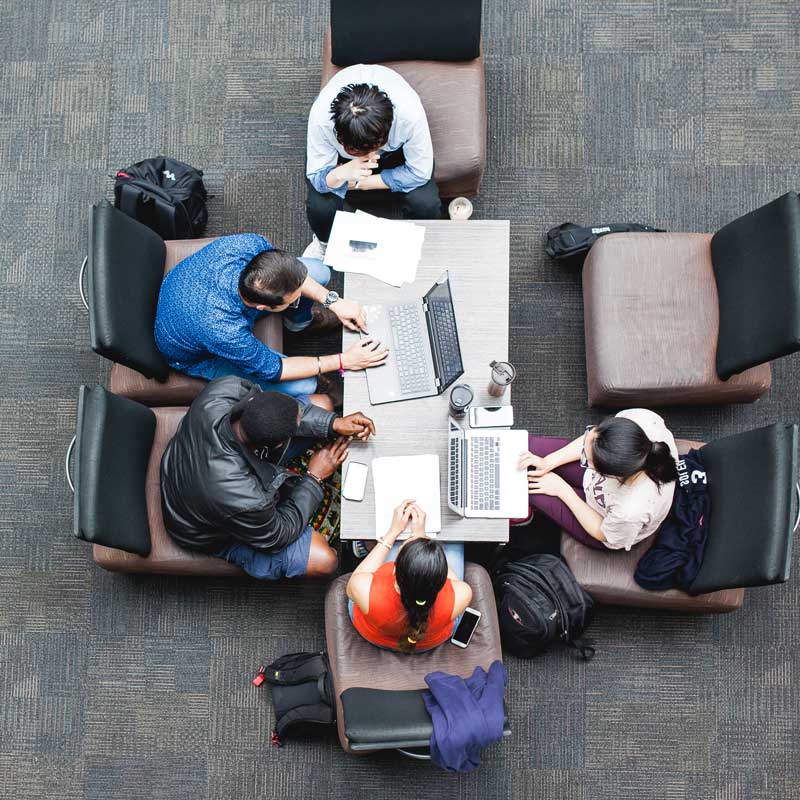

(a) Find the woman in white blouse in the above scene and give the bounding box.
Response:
[518,409,679,551]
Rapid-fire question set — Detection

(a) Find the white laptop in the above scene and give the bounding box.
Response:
[447,417,529,519]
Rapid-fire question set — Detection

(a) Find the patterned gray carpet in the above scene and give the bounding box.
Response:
[1,1,799,798]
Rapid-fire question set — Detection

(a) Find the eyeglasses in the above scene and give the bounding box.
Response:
[580,425,595,468]
[287,295,302,309]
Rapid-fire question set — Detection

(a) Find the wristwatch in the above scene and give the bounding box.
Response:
[323,290,340,308]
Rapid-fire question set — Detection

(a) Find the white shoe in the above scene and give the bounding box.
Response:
[302,235,327,261]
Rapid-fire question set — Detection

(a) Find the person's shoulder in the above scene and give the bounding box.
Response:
[196,375,255,410]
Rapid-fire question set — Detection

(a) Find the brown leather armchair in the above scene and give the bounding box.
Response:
[85,201,283,407]
[582,192,800,407]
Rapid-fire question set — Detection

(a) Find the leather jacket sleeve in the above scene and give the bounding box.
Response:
[224,474,325,552]
[297,402,337,439]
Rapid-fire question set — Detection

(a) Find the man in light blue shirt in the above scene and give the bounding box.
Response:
[304,64,441,256]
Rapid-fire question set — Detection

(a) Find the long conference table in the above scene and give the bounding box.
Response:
[340,219,512,543]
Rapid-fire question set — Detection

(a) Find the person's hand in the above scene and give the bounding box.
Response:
[307,436,350,482]
[329,297,368,333]
[342,337,389,370]
[333,412,376,441]
[338,155,378,185]
[386,499,415,541]
[527,471,567,498]
[408,503,427,536]
[519,450,551,477]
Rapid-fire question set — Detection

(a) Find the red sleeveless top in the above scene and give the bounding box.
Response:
[352,562,456,651]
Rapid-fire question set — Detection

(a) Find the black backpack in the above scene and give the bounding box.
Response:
[494,554,595,660]
[113,156,208,239]
[258,651,336,745]
[545,222,665,260]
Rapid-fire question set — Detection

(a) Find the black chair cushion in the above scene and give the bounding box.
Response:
[689,423,798,595]
[330,0,481,65]
[73,385,156,556]
[342,688,432,750]
[88,201,170,381]
[711,192,800,379]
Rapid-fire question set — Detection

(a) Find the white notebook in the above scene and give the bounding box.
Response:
[371,454,442,536]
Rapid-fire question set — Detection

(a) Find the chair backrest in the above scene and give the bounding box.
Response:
[711,192,800,379]
[689,423,798,595]
[88,200,170,381]
[330,0,482,66]
[73,385,156,556]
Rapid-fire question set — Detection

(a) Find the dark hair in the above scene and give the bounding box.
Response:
[239,249,307,307]
[239,391,301,448]
[330,83,394,154]
[394,538,448,653]
[591,417,678,487]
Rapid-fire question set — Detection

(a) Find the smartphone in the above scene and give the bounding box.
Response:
[342,461,369,502]
[469,405,514,428]
[450,607,481,648]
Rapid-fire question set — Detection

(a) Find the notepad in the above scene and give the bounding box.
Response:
[372,454,441,536]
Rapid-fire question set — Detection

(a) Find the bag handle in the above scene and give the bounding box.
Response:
[118,181,141,219]
[396,747,432,760]
[78,256,89,310]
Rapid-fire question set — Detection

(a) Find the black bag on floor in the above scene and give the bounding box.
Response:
[257,651,336,745]
[494,554,595,660]
[114,156,208,239]
[545,222,665,260]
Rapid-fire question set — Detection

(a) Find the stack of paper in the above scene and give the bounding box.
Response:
[323,210,425,287]
[371,454,441,536]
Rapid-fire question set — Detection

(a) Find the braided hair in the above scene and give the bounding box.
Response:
[394,538,448,653]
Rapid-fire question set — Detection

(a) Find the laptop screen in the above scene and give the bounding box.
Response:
[424,273,464,393]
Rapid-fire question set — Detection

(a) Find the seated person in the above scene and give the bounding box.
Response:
[160,375,376,580]
[346,501,472,652]
[304,64,442,255]
[155,233,388,399]
[519,409,679,551]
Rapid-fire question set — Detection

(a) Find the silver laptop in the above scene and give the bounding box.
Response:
[447,416,529,519]
[362,272,464,405]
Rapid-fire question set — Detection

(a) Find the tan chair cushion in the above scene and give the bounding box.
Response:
[324,563,501,753]
[583,233,771,407]
[558,437,744,613]
[92,406,244,576]
[321,28,486,198]
[110,238,284,406]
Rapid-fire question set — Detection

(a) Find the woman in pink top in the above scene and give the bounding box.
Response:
[518,409,679,551]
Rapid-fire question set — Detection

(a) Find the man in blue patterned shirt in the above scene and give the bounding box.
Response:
[154,233,388,399]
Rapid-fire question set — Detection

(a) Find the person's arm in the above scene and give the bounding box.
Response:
[346,500,415,613]
[450,580,473,621]
[306,110,348,198]
[520,435,584,475]
[378,113,434,193]
[298,273,368,332]
[277,338,390,382]
[528,472,606,543]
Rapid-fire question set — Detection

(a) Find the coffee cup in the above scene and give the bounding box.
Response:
[449,383,474,416]
[487,361,516,397]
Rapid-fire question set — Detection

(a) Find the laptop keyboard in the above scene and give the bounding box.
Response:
[429,299,463,388]
[469,436,501,511]
[389,304,430,394]
[449,436,462,507]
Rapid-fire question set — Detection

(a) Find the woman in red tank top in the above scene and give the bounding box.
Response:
[347,501,473,653]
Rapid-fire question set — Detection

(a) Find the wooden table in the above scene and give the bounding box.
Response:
[340,220,512,543]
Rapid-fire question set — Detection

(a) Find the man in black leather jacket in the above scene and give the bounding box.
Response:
[160,376,376,580]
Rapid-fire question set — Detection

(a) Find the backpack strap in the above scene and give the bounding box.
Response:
[152,195,177,239]
[273,703,334,739]
[264,653,329,686]
[118,181,142,219]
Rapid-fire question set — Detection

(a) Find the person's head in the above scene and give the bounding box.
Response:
[237,391,302,449]
[238,249,308,311]
[394,537,449,653]
[330,83,394,157]
[585,417,678,486]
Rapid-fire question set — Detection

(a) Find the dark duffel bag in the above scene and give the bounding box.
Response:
[494,554,595,660]
[114,156,208,239]
[545,222,664,259]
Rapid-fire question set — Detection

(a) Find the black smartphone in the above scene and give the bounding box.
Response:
[450,607,481,648]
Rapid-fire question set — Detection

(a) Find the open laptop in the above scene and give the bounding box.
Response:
[447,416,529,518]
[362,272,463,405]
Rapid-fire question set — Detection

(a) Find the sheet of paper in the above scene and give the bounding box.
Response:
[372,454,441,536]
[323,210,425,287]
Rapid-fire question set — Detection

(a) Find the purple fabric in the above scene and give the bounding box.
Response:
[526,436,606,551]
[422,660,507,772]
